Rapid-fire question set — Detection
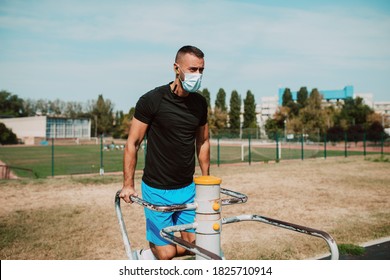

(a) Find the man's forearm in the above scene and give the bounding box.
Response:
[197,139,210,176]
[123,144,139,188]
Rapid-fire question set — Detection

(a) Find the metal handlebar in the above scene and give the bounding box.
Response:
[115,188,339,260]
[128,193,197,212]
[222,214,339,260]
[220,188,248,205]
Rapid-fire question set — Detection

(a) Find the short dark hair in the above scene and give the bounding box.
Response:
[175,45,204,63]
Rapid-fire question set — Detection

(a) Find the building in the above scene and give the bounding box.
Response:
[1,116,91,145]
[374,101,390,132]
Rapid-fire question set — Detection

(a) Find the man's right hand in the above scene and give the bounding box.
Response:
[119,186,138,204]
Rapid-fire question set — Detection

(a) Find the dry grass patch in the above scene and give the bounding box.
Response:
[0,156,389,259]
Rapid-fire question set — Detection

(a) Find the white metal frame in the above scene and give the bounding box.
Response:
[115,176,339,260]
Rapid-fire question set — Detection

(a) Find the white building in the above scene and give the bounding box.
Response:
[374,101,390,130]
[1,116,91,145]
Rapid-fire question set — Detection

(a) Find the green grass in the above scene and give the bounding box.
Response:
[0,145,145,178]
[1,142,388,178]
[211,144,387,164]
[338,244,365,256]
[365,155,390,163]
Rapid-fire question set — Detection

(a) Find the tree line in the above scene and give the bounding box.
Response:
[265,87,388,142]
[1,87,387,145]
[0,88,258,143]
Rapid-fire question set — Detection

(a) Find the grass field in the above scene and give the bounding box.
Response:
[1,141,388,178]
[0,145,143,178]
[0,156,389,260]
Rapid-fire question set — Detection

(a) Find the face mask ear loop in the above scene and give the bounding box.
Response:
[177,65,184,82]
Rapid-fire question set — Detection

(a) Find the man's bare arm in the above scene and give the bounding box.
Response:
[120,117,148,203]
[196,123,210,176]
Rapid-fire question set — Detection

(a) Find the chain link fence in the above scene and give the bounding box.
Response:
[210,129,389,165]
[0,130,388,178]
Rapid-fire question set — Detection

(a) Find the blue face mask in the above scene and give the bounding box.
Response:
[179,68,203,93]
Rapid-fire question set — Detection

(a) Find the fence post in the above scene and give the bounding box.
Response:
[381,131,384,156]
[51,137,54,177]
[217,136,220,167]
[100,134,104,175]
[324,133,327,159]
[363,131,366,157]
[248,134,251,165]
[301,133,304,160]
[275,132,279,162]
[344,131,347,158]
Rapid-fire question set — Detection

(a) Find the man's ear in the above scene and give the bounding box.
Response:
[174,63,179,74]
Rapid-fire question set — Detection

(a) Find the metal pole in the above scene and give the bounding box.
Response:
[301,133,304,160]
[381,131,384,156]
[248,134,251,165]
[51,137,54,177]
[217,137,220,167]
[324,133,327,159]
[275,132,279,162]
[222,214,339,260]
[363,131,366,157]
[100,134,104,175]
[344,131,348,158]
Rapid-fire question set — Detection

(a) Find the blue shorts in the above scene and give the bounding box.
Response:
[141,181,196,246]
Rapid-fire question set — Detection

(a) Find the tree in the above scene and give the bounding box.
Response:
[337,97,373,128]
[47,99,65,116]
[228,90,241,137]
[0,122,18,144]
[242,90,257,138]
[264,118,284,140]
[242,90,256,128]
[115,107,135,139]
[282,88,292,106]
[64,101,84,118]
[22,99,36,116]
[297,86,309,109]
[282,88,299,117]
[297,89,326,139]
[200,88,211,108]
[214,88,228,130]
[112,110,124,139]
[92,95,114,135]
[327,125,345,142]
[366,121,386,142]
[200,88,214,130]
[212,107,228,130]
[0,90,27,117]
[264,105,289,139]
[215,88,227,113]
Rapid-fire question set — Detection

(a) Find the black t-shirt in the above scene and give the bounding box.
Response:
[134,83,208,189]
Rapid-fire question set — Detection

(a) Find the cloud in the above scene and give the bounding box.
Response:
[1,0,390,111]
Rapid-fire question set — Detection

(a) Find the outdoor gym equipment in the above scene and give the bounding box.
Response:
[115,176,339,260]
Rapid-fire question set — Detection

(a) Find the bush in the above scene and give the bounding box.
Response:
[0,122,18,144]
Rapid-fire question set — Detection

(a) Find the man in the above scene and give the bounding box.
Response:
[119,45,210,260]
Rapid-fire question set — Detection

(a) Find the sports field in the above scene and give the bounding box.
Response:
[1,156,389,260]
[0,140,388,178]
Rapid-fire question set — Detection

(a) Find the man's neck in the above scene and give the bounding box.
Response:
[170,80,189,97]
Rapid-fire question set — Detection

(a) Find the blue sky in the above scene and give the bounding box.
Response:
[1,0,389,112]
